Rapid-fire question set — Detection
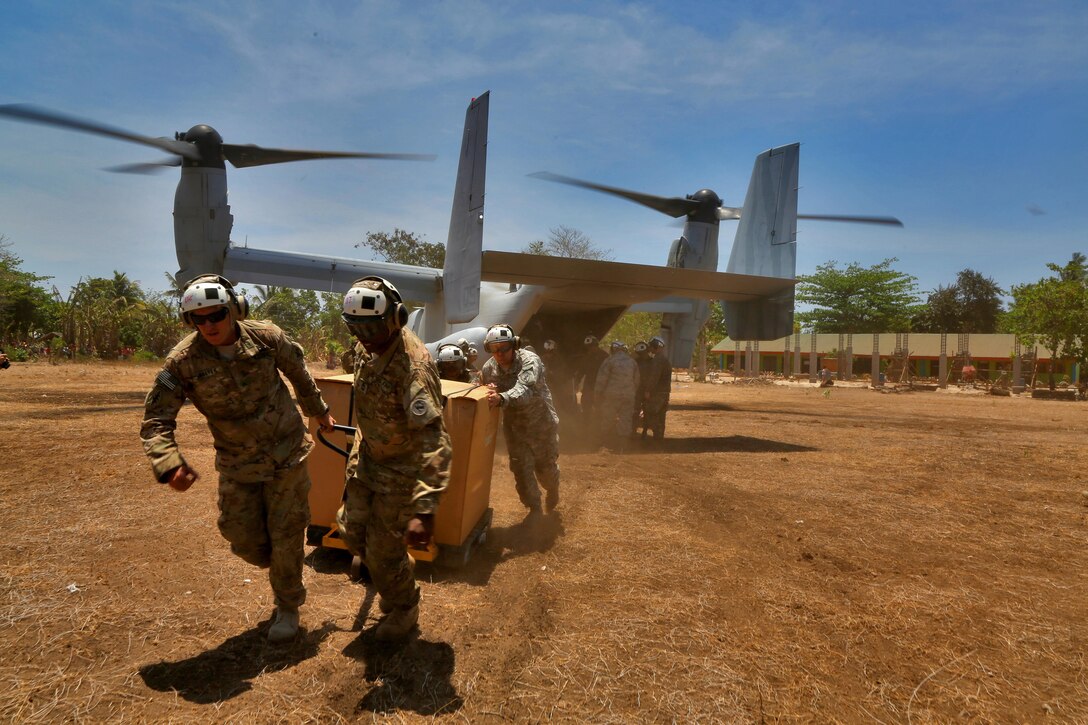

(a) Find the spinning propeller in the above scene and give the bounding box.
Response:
[0,103,436,173]
[529,170,903,227]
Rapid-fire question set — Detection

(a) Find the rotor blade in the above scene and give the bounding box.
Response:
[797,213,903,227]
[717,206,742,220]
[0,104,200,160]
[221,144,436,169]
[529,171,698,218]
[105,157,183,174]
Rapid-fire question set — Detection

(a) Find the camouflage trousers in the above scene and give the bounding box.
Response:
[643,393,670,438]
[217,462,311,610]
[336,477,420,610]
[505,422,560,510]
[596,393,636,441]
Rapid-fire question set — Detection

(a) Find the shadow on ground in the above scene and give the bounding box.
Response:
[341,631,462,716]
[629,435,817,455]
[138,620,334,703]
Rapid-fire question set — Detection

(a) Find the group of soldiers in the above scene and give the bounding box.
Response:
[531,334,672,451]
[139,271,671,647]
[588,336,672,450]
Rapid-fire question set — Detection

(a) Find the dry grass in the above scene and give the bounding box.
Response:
[0,362,1086,721]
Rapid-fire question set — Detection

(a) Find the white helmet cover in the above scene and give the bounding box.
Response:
[181,281,231,314]
[437,344,465,363]
[343,285,390,319]
[484,325,516,351]
[543,339,557,352]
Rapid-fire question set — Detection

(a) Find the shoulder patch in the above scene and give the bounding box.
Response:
[156,369,180,391]
[407,394,440,428]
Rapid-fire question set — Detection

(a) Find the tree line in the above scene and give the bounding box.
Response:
[795,254,1088,387]
[3,231,1088,374]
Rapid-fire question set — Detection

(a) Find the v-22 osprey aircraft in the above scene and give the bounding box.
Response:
[0,92,901,366]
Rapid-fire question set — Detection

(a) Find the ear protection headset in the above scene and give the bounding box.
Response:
[180,274,248,325]
[484,324,520,352]
[343,276,409,329]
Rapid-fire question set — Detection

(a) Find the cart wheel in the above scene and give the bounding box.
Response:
[305,525,326,546]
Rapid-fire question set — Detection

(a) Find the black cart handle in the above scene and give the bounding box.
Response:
[317,423,357,459]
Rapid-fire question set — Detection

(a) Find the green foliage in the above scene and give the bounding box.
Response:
[523,226,613,261]
[58,272,152,356]
[7,347,29,362]
[356,228,445,269]
[1004,253,1088,390]
[915,269,1004,333]
[0,236,59,344]
[911,284,959,332]
[796,258,920,333]
[604,312,661,348]
[132,349,159,362]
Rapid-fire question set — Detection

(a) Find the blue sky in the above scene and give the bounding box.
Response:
[2,1,1086,302]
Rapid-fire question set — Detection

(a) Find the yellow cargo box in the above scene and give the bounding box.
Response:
[306,375,499,567]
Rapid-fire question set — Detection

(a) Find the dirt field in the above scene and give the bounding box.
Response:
[1,361,1085,723]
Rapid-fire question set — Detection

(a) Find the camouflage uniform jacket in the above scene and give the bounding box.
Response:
[481,348,559,435]
[594,351,640,401]
[141,320,329,484]
[645,352,673,394]
[347,328,451,515]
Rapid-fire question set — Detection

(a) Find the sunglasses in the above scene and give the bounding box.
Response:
[191,307,230,326]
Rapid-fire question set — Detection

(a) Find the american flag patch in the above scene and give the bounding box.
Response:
[156,369,179,391]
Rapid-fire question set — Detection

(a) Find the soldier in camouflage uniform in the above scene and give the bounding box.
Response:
[481,324,560,515]
[575,334,609,423]
[335,277,451,642]
[436,343,478,384]
[632,341,651,436]
[642,336,672,442]
[141,275,335,644]
[594,341,640,451]
[540,339,577,419]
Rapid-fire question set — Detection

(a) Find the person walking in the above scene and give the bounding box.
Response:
[336,276,452,642]
[481,324,560,515]
[141,274,335,643]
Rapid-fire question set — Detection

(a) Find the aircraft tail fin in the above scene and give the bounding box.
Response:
[442,92,489,323]
[722,143,799,340]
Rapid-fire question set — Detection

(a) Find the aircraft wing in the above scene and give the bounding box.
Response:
[223,245,442,301]
[480,251,793,308]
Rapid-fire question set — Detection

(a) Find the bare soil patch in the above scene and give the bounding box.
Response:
[1,362,1085,722]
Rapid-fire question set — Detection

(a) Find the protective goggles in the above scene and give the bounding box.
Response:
[190,307,230,326]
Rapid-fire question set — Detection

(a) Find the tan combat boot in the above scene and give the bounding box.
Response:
[544,487,559,514]
[268,606,300,643]
[374,603,419,642]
